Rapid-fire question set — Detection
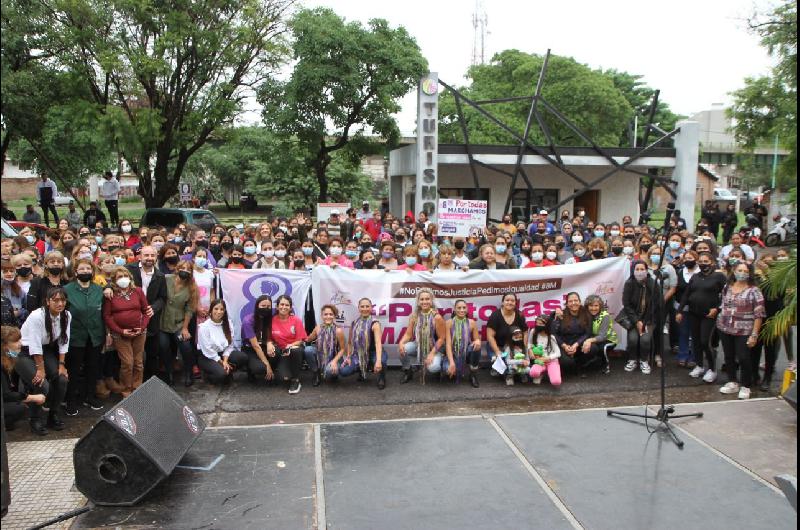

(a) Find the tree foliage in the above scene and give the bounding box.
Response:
[760,251,796,343]
[438,50,677,148]
[259,7,427,203]
[28,0,294,207]
[729,0,797,191]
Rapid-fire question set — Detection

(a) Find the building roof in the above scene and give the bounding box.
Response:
[698,164,720,182]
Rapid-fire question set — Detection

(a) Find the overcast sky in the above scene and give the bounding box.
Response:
[247,0,776,135]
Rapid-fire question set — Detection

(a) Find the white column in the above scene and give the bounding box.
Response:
[673,120,700,228]
[415,73,439,223]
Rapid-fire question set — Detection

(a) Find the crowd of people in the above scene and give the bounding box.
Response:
[0,198,794,435]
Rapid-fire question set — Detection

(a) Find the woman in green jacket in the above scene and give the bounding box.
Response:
[63,258,106,416]
[159,260,197,386]
[582,294,617,374]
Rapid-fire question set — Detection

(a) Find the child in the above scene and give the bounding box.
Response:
[528,315,562,386]
[503,326,531,385]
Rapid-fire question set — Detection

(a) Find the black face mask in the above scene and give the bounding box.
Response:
[76,272,93,283]
[591,249,604,258]
[699,264,712,273]
[454,241,465,250]
[639,244,652,252]
[556,241,565,249]
[47,266,64,276]
[16,267,32,277]
[230,256,242,264]
[257,307,272,317]
[107,245,120,252]
[624,234,635,240]
[195,240,208,248]
[209,244,220,253]
[684,260,696,269]
[294,259,306,268]
[361,242,372,250]
[221,242,233,252]
[361,259,376,269]
[611,246,623,256]
[165,255,180,265]
[177,270,192,280]
[534,325,547,333]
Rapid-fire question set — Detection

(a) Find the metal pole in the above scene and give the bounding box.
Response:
[771,134,779,189]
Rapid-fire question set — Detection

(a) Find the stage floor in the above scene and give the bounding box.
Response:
[73,399,797,530]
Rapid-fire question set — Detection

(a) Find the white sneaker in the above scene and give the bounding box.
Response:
[702,369,717,383]
[738,387,751,400]
[640,361,651,375]
[532,376,543,385]
[720,382,740,394]
[689,366,705,378]
[624,360,638,372]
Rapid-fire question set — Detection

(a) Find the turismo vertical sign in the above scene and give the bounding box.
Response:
[416,73,439,223]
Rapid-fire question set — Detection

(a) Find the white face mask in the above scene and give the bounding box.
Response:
[263,250,275,258]
[121,224,132,233]
[546,251,557,261]
[275,250,286,258]
[574,249,586,257]
[572,235,583,243]
[532,252,544,262]
[116,277,131,289]
[622,246,634,255]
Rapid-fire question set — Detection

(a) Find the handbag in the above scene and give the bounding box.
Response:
[615,308,635,331]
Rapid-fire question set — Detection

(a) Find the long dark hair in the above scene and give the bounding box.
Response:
[561,291,591,330]
[44,286,69,345]
[252,295,273,344]
[209,299,232,344]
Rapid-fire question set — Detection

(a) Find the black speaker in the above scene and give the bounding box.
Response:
[73,377,205,506]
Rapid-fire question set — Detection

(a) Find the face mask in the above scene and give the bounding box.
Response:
[95,236,104,244]
[177,270,192,280]
[330,247,342,256]
[728,258,740,266]
[556,241,565,249]
[699,264,712,273]
[537,228,546,234]
[243,246,256,256]
[405,257,418,266]
[611,246,623,256]
[495,245,507,254]
[16,266,32,277]
[79,252,93,260]
[361,242,372,250]
[777,256,789,261]
[195,257,208,268]
[230,256,242,264]
[355,232,362,239]
[633,270,649,282]
[88,244,98,253]
[164,255,179,265]
[624,234,635,240]
[47,266,63,276]
[76,272,93,283]
[345,250,358,259]
[454,241,465,250]
[650,255,662,265]
[591,249,604,258]
[263,250,275,258]
[609,230,620,237]
[572,235,583,243]
[195,240,209,249]
[622,246,634,255]
[302,247,313,256]
[113,257,125,266]
[361,259,376,269]
[174,236,183,243]
[534,325,547,334]
[275,250,286,259]
[734,272,749,282]
[594,230,605,238]
[418,248,431,258]
[574,249,586,258]
[546,251,557,261]
[532,252,544,262]
[257,307,272,317]
[233,237,240,245]
[640,244,652,252]
[279,226,288,233]
[26,235,36,244]
[220,242,233,252]
[657,240,666,248]
[116,277,131,289]
[669,241,681,250]
[121,224,132,233]
[684,260,696,269]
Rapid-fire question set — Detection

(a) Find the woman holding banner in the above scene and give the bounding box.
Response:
[349,297,386,389]
[445,300,482,387]
[397,288,446,384]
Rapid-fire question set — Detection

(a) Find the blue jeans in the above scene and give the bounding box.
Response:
[402,341,444,370]
[306,345,387,375]
[323,358,359,379]
[677,311,693,362]
[158,331,195,380]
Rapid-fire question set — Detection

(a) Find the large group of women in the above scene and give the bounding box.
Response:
[0,202,794,435]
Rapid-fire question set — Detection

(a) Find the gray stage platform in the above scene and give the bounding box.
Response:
[75,400,797,530]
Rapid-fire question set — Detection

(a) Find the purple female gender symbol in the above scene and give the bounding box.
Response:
[239,273,294,325]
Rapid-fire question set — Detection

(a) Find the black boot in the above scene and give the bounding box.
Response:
[469,370,480,388]
[377,370,386,390]
[401,368,413,384]
[312,370,322,387]
[759,375,772,392]
[47,410,65,431]
[184,373,194,387]
[30,417,48,436]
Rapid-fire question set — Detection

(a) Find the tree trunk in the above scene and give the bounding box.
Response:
[314,149,332,204]
[0,131,12,177]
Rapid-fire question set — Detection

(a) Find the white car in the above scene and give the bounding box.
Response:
[713,188,737,200]
[53,192,73,206]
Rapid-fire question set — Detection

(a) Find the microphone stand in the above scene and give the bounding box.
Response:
[606,203,703,449]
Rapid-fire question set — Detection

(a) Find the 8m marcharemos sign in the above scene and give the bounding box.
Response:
[218,258,629,356]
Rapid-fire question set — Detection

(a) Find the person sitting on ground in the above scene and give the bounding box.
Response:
[196,299,248,385]
[304,304,349,386]
[348,297,386,389]
[397,288,446,383]
[528,314,562,386]
[445,299,482,387]
[582,294,616,374]
[2,325,47,433]
[503,326,532,385]
[486,293,528,384]
[552,292,595,375]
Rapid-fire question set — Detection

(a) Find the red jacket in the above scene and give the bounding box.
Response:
[364,219,381,241]
[103,287,151,334]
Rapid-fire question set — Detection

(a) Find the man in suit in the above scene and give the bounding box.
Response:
[126,245,167,380]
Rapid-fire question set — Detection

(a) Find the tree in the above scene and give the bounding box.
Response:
[729,1,797,191]
[760,251,796,343]
[438,50,636,147]
[35,0,293,207]
[259,7,427,203]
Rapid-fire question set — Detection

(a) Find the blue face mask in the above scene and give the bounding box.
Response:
[345,250,359,259]
[495,245,507,254]
[90,244,98,253]
[302,247,313,256]
[95,236,104,244]
[594,230,605,238]
[26,235,36,244]
[651,255,662,265]
[669,241,681,250]
[114,257,125,266]
[244,246,257,255]
[405,257,418,266]
[195,257,208,268]
[174,236,183,243]
[6,350,19,358]
[418,248,431,259]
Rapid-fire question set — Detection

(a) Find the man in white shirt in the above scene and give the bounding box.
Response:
[719,232,755,262]
[100,171,121,227]
[356,201,372,222]
[36,173,59,226]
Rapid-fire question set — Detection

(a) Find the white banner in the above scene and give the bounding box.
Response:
[219,269,312,347]
[312,257,630,362]
[438,198,488,237]
[316,202,350,221]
